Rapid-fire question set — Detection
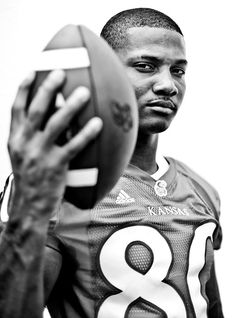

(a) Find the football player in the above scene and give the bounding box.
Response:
[0,7,224,318]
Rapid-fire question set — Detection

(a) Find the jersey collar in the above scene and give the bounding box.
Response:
[124,156,177,190]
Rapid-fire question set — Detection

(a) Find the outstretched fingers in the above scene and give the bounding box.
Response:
[27,70,66,130]
[10,71,36,134]
[63,117,103,161]
[9,70,103,170]
[44,86,90,143]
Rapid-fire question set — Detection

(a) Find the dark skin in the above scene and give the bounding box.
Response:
[43,26,187,301]
[120,27,187,174]
[0,70,103,318]
[0,26,222,318]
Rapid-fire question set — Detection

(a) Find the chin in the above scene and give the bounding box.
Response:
[151,125,169,134]
[140,118,173,134]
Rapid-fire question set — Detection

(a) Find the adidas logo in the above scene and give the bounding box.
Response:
[116,190,135,204]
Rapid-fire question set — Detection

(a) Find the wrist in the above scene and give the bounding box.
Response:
[5,198,55,243]
[8,185,61,225]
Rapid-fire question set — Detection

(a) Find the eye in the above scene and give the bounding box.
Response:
[171,67,186,77]
[134,62,155,73]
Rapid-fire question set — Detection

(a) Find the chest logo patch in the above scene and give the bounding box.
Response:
[116,190,135,204]
[154,180,167,197]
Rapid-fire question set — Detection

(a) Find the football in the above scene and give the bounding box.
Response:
[28,24,138,209]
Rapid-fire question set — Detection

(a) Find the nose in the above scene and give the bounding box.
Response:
[152,69,178,97]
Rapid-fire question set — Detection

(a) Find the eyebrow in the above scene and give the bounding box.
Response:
[130,55,188,66]
[174,59,188,66]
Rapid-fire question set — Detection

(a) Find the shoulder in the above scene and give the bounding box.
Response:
[168,157,221,220]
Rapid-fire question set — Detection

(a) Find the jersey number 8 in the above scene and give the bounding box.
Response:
[98,222,216,318]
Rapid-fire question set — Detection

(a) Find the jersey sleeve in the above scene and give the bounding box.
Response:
[46,209,63,254]
[0,173,63,254]
[172,158,223,249]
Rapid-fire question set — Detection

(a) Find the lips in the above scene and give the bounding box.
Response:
[146,99,177,111]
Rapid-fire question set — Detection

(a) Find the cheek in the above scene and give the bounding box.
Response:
[125,69,150,103]
[181,80,186,94]
[132,83,149,102]
[176,81,186,103]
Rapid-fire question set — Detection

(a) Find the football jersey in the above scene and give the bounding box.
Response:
[44,157,223,318]
[0,158,223,318]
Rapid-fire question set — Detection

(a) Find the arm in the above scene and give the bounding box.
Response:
[206,263,224,318]
[0,213,50,318]
[0,70,102,318]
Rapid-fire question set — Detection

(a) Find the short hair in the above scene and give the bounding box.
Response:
[100,7,183,50]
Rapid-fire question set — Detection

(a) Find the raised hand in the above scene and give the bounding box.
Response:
[7,69,103,222]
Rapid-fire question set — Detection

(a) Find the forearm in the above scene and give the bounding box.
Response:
[0,68,101,318]
[0,203,49,318]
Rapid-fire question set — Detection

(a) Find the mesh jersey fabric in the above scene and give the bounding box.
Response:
[0,157,223,318]
[45,157,223,318]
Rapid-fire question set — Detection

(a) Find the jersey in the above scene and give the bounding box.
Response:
[44,157,223,318]
[0,158,224,318]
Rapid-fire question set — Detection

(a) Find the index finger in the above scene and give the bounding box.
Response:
[62,117,103,161]
[10,71,36,134]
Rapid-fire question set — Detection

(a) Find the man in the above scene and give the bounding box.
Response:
[0,7,224,318]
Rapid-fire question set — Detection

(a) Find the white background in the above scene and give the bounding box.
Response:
[0,0,235,317]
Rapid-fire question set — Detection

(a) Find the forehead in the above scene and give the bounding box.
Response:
[121,27,186,60]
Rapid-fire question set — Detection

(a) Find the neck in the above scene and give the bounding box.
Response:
[130,133,159,174]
